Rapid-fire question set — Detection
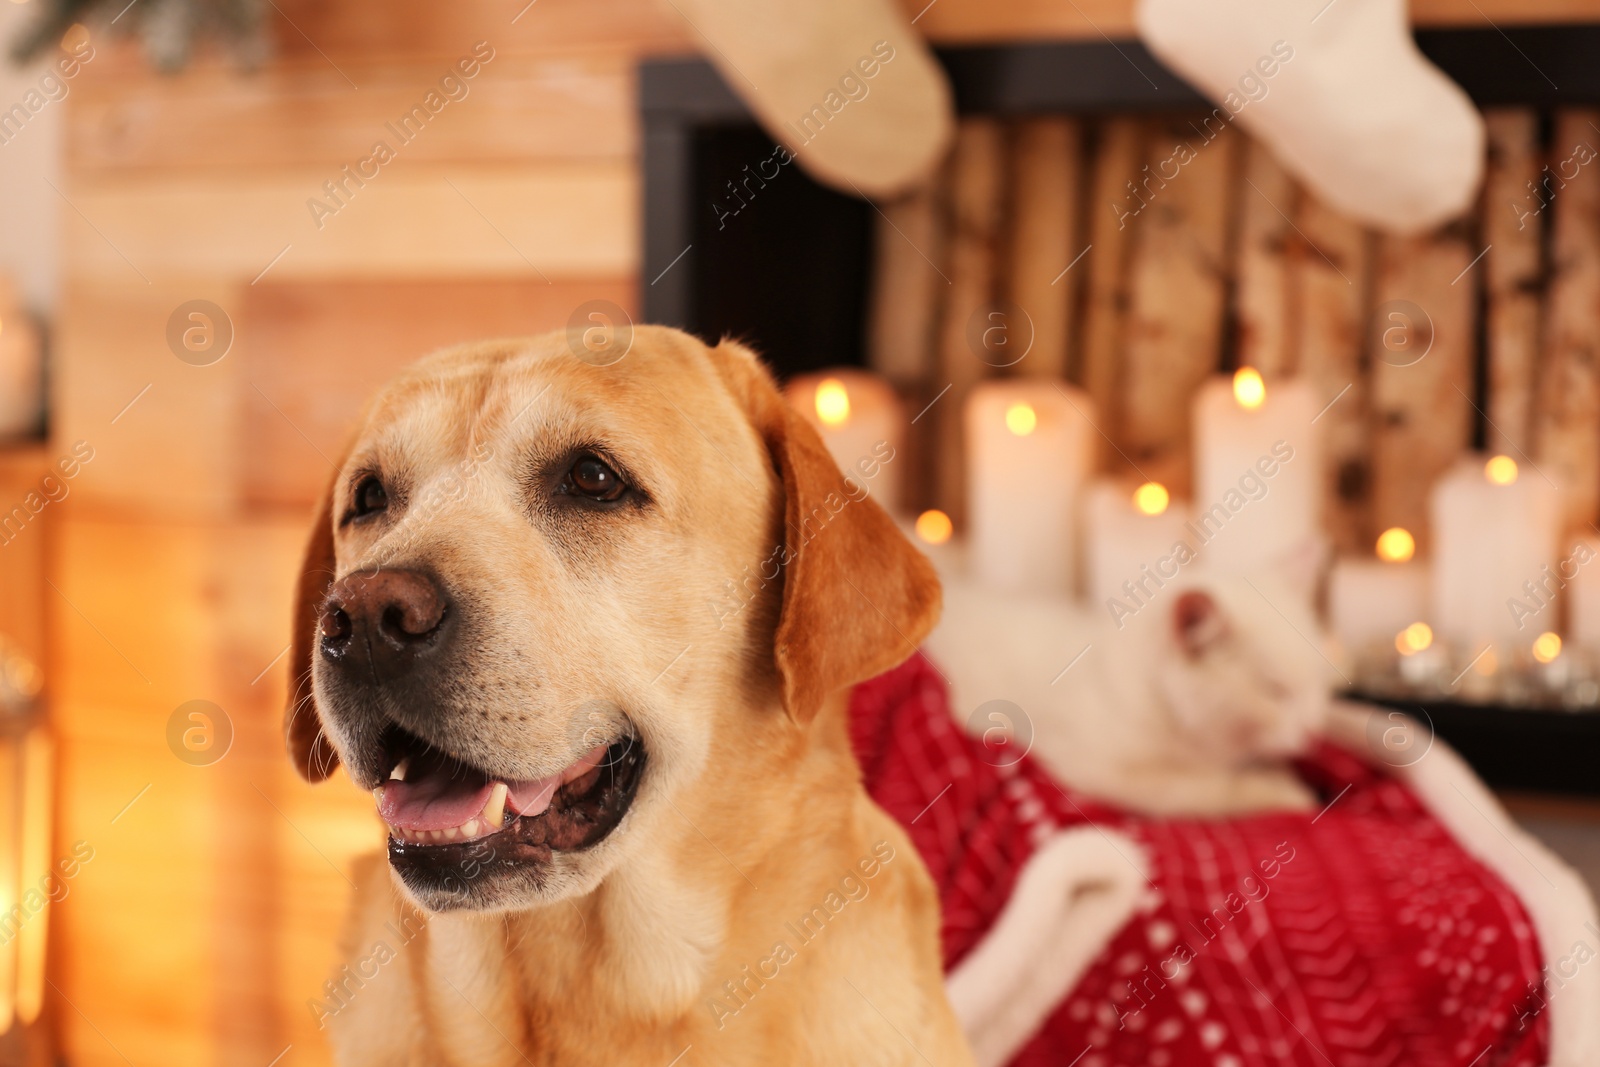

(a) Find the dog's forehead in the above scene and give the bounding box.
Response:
[354,330,744,469]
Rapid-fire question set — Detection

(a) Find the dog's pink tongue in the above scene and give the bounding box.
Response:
[377,744,609,832]
[378,777,494,832]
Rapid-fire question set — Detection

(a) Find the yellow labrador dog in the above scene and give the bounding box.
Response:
[286,326,973,1066]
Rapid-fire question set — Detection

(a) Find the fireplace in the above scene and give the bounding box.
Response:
[639,27,1600,796]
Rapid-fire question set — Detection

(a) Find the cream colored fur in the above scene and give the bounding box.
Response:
[923,559,1330,817]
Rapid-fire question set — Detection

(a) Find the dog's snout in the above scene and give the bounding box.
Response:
[319,569,450,678]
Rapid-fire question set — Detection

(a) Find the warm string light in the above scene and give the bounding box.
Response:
[1375,527,1415,563]
[1484,455,1519,486]
[1396,621,1433,655]
[1132,482,1169,517]
[1004,403,1037,436]
[1533,632,1563,664]
[814,379,851,427]
[1232,367,1266,410]
[914,509,953,546]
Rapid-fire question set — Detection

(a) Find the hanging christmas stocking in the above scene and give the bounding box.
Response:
[1137,0,1485,233]
[665,0,953,198]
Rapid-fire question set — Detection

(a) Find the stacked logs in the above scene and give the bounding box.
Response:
[868,110,1600,554]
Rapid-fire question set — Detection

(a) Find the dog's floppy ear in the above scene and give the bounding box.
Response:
[706,338,941,725]
[286,468,343,782]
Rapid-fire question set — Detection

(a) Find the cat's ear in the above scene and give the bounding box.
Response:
[1173,590,1229,658]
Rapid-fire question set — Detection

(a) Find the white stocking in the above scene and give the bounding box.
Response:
[665,0,953,197]
[1138,0,1485,233]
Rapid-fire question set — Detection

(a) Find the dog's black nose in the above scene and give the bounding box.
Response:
[319,569,450,679]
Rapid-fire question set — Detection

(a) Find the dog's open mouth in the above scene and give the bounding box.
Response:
[369,723,645,893]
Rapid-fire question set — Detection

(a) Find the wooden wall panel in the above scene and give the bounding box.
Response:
[53,278,245,520]
[50,516,373,1067]
[1293,200,1373,555]
[1482,109,1544,460]
[1234,142,1297,379]
[1370,225,1476,549]
[1005,117,1081,379]
[934,119,1005,525]
[893,0,1592,43]
[868,183,946,389]
[1535,109,1600,532]
[1119,118,1240,495]
[61,164,635,283]
[240,276,636,508]
[69,54,636,176]
[1074,118,1143,459]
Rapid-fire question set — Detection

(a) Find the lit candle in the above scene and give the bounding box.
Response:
[1569,538,1600,656]
[785,369,905,512]
[1327,526,1429,660]
[1395,620,1445,686]
[1191,368,1324,583]
[1084,478,1195,612]
[1430,454,1562,650]
[966,380,1095,594]
[1532,630,1571,690]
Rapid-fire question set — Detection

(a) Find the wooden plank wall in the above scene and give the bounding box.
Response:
[870,107,1600,557]
[48,3,675,1065]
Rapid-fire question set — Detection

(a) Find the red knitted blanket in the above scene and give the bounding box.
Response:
[851,654,1549,1067]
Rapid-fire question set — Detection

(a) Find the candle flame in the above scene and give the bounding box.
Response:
[915,509,953,546]
[814,379,851,427]
[1485,455,1518,486]
[1395,621,1433,656]
[1132,482,1170,516]
[1232,367,1266,409]
[1533,632,1562,664]
[1375,527,1415,564]
[1005,403,1038,436]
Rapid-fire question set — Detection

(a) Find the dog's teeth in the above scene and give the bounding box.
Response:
[482,782,509,828]
[443,826,458,840]
[373,786,385,805]
[389,759,409,782]
[462,819,480,838]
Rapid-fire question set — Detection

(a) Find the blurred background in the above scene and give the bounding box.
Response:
[1,0,1600,1063]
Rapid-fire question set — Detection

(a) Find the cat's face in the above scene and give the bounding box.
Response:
[1154,577,1332,764]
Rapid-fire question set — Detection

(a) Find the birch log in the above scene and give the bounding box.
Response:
[1004,117,1081,379]
[1370,224,1475,552]
[1482,109,1543,460]
[1076,118,1142,455]
[1120,117,1240,496]
[1234,141,1297,378]
[1535,109,1600,532]
[868,180,946,388]
[933,118,1004,526]
[1292,196,1372,556]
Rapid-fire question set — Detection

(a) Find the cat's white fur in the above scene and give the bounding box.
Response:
[922,550,1332,817]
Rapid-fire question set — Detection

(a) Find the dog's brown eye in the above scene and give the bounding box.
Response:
[353,476,388,517]
[568,455,626,501]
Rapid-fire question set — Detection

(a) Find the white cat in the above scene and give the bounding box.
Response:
[921,559,1333,817]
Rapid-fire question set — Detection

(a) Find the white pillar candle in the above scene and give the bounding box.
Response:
[966,379,1095,595]
[786,369,905,512]
[1430,454,1562,650]
[1568,538,1600,655]
[1191,369,1323,579]
[1084,479,1196,614]
[1327,527,1428,657]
